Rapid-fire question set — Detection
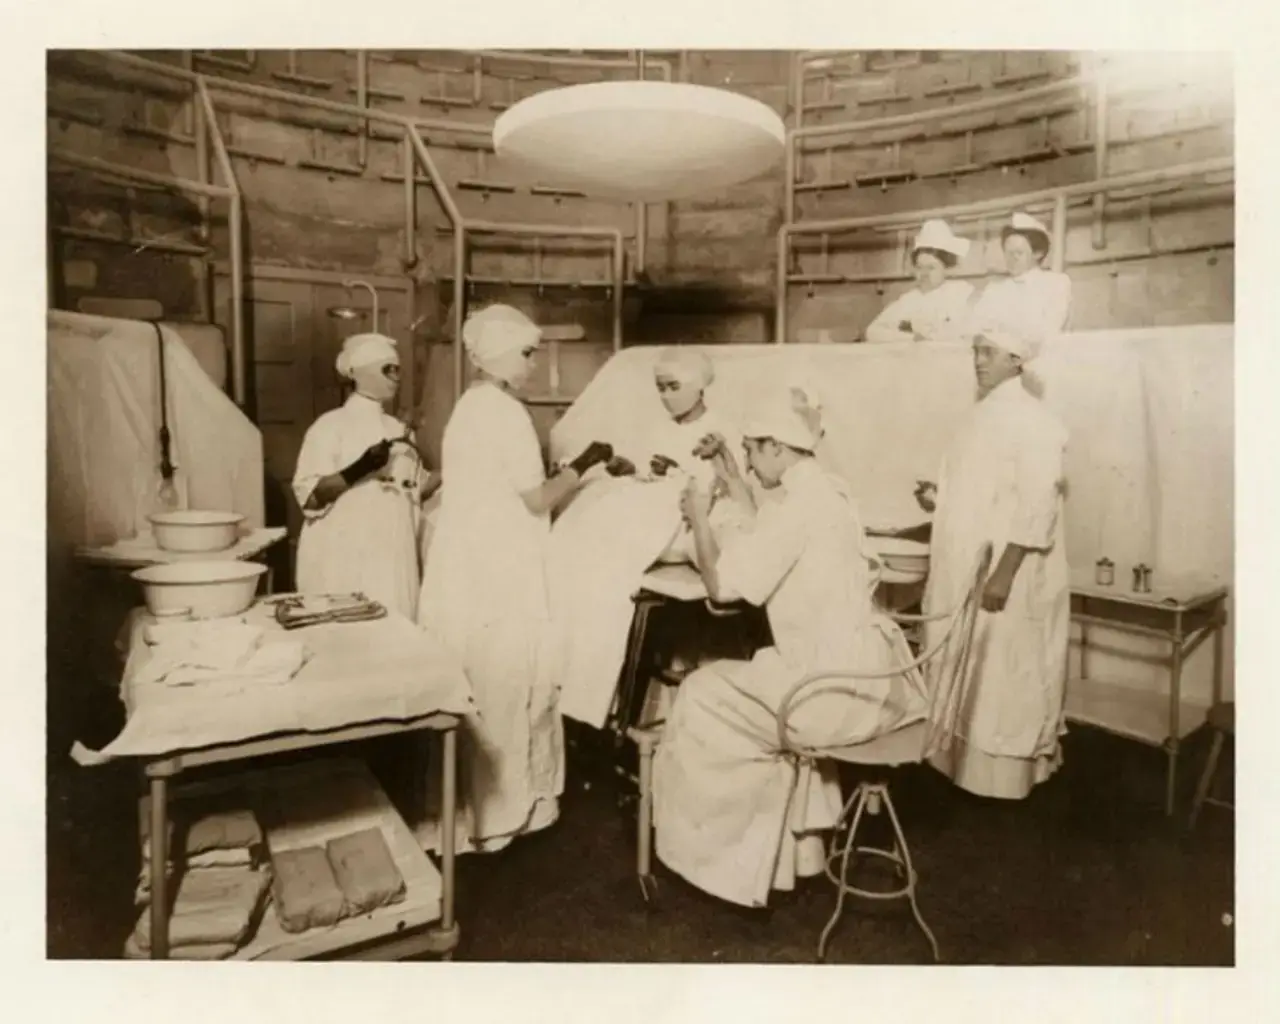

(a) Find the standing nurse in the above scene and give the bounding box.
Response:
[292,332,434,619]
[971,211,1073,340]
[417,303,613,853]
[916,321,1071,800]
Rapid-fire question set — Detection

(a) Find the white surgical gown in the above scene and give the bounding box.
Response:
[971,267,1072,340]
[416,382,563,854]
[922,376,1071,800]
[653,459,925,908]
[291,392,425,620]
[864,279,975,344]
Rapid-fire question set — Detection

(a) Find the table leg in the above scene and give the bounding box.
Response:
[1079,623,1089,681]
[440,724,457,932]
[148,773,169,960]
[1212,600,1225,708]
[1165,613,1184,817]
[613,599,655,750]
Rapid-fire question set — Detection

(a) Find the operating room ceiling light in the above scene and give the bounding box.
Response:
[493,79,787,203]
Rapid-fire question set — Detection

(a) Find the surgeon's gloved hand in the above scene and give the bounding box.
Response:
[649,454,680,477]
[339,439,393,487]
[605,456,637,477]
[568,441,614,478]
[691,434,723,460]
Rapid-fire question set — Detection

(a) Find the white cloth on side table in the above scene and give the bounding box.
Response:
[70,601,476,765]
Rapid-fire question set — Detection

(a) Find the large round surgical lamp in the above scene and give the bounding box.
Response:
[493,52,787,202]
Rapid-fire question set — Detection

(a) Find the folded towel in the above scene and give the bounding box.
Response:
[270,846,349,934]
[135,620,307,688]
[326,828,406,915]
[135,622,261,686]
[130,866,270,952]
[135,847,257,906]
[123,935,239,960]
[139,802,264,857]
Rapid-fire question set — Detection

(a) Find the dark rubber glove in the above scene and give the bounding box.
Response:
[606,456,637,477]
[569,442,614,477]
[650,454,680,477]
[339,439,393,487]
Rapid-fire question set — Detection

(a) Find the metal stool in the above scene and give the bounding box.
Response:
[1188,701,1234,829]
[772,543,991,963]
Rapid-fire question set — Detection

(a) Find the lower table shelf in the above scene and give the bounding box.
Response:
[144,756,447,962]
[1064,675,1210,747]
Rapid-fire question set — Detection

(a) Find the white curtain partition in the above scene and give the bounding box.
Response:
[551,325,1235,716]
[48,310,265,552]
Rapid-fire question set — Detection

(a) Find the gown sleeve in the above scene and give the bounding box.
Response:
[1006,409,1068,551]
[715,497,807,606]
[292,414,339,521]
[1041,272,1073,335]
[864,291,916,344]
[496,395,547,494]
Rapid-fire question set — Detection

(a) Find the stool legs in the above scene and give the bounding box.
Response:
[818,782,940,963]
[1189,729,1227,831]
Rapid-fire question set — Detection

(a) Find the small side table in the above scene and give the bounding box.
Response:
[1065,573,1230,816]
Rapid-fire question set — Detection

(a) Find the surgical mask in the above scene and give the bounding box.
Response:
[655,374,704,421]
[351,360,400,404]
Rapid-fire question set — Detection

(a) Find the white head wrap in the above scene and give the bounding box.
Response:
[462,304,542,379]
[968,318,1041,363]
[743,380,825,453]
[653,347,715,391]
[336,333,399,380]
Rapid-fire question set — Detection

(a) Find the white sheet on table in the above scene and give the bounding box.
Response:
[549,475,691,729]
[552,329,1232,582]
[71,604,476,764]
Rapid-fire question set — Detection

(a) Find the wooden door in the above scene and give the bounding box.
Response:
[214,276,316,549]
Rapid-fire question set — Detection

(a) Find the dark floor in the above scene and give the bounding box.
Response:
[47,715,1234,965]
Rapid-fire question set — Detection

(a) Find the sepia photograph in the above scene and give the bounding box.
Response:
[42,39,1239,975]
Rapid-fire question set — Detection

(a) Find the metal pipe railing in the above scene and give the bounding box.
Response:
[402,136,418,271]
[356,50,370,168]
[63,50,634,408]
[463,49,673,79]
[784,73,1092,225]
[787,157,1232,237]
[404,124,466,402]
[48,150,235,198]
[634,49,648,276]
[404,125,462,227]
[101,51,491,137]
[794,74,1089,145]
[451,221,627,398]
[196,78,246,405]
[48,152,249,404]
[774,156,1235,344]
[1092,71,1110,249]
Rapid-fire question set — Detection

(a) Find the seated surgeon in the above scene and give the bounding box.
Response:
[652,382,925,908]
